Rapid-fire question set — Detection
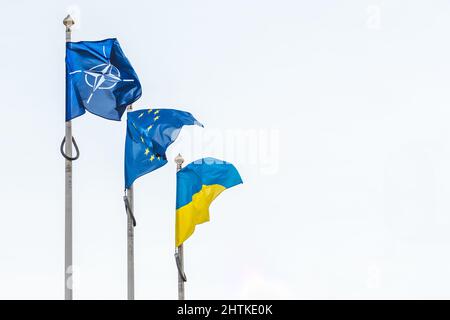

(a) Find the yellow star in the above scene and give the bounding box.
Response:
[147,109,153,113]
[154,116,160,121]
[154,110,160,114]
[138,112,144,118]
[144,148,150,156]
[147,125,153,132]
[140,136,145,143]
[157,156,161,160]
[150,155,155,161]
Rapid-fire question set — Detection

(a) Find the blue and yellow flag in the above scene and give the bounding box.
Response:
[125,108,202,189]
[66,38,142,121]
[176,158,243,247]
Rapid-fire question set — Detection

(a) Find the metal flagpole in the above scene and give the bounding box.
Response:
[63,14,75,301]
[175,154,186,300]
[126,185,134,300]
[126,105,135,300]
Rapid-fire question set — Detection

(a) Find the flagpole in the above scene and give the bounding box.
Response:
[175,154,185,300]
[126,105,135,300]
[126,185,134,300]
[63,14,74,301]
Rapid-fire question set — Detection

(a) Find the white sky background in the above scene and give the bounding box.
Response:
[1,0,450,299]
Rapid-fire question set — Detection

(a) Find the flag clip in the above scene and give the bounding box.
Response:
[60,136,80,161]
[123,195,137,227]
[174,252,187,282]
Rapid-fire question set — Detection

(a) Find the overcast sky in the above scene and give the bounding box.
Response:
[1,0,450,299]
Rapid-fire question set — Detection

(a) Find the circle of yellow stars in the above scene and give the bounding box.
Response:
[135,109,162,162]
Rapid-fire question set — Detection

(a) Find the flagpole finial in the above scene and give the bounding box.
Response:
[175,154,184,169]
[63,14,75,31]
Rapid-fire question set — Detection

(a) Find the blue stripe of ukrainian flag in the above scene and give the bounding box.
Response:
[176,157,243,247]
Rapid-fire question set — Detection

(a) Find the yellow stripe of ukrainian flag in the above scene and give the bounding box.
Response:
[175,184,226,247]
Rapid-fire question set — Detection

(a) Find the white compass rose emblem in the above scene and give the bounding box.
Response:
[69,45,135,104]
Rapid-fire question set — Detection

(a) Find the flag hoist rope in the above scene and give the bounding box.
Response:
[60,137,80,161]
[123,192,137,227]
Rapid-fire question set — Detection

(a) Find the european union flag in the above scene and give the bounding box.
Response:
[66,38,142,121]
[125,109,203,188]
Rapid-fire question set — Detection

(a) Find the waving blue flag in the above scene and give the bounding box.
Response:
[66,38,142,121]
[125,109,203,188]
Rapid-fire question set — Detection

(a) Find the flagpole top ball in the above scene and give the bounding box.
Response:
[175,154,184,167]
[63,15,75,29]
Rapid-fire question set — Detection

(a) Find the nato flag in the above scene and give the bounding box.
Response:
[124,109,203,189]
[66,38,142,121]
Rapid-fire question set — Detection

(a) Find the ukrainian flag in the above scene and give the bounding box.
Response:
[176,158,243,247]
